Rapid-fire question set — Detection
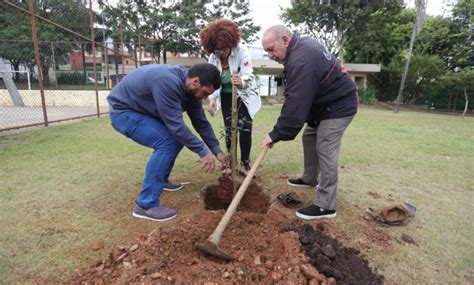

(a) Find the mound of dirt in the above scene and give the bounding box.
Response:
[298,224,384,284]
[72,209,314,284]
[71,177,383,284]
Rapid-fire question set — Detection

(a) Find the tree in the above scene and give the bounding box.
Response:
[395,0,427,113]
[448,0,473,70]
[415,16,453,68]
[101,0,260,64]
[344,7,413,65]
[0,4,36,80]
[102,0,209,64]
[387,54,445,104]
[281,0,402,58]
[0,1,89,86]
[344,7,414,101]
[440,68,474,118]
[205,1,261,46]
[100,0,146,68]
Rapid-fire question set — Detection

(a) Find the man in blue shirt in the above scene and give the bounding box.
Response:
[108,63,228,222]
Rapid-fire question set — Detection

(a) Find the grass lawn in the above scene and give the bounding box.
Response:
[0,106,473,284]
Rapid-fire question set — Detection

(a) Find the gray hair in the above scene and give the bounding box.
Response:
[263,25,292,41]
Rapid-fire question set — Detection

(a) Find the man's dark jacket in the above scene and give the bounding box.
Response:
[269,35,358,143]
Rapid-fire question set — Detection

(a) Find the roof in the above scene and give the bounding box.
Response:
[157,57,381,76]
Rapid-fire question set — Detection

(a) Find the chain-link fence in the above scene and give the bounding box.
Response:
[0,0,155,132]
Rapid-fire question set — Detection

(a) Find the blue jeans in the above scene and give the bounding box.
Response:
[110,111,183,208]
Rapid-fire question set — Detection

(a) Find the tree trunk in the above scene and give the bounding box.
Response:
[81,43,87,85]
[453,93,458,111]
[395,0,426,113]
[134,44,138,68]
[395,23,417,113]
[230,83,238,196]
[11,62,20,80]
[447,91,452,111]
[462,88,468,118]
[49,42,57,88]
[114,41,119,83]
[41,64,50,87]
[336,30,344,62]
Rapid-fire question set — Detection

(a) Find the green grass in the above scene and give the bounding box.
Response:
[0,107,473,283]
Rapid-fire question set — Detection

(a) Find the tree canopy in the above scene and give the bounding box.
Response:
[100,0,260,63]
[281,0,403,58]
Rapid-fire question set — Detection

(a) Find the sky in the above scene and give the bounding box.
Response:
[248,0,448,45]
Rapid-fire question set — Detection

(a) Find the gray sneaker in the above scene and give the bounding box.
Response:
[163,181,184,192]
[132,204,177,222]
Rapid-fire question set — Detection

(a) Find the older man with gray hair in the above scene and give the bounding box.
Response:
[261,25,358,220]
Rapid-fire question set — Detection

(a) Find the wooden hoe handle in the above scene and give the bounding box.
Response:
[208,145,270,244]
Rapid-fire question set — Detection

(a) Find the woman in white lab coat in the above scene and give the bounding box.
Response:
[200,18,261,176]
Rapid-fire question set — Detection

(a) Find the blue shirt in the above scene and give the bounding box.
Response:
[107,64,221,157]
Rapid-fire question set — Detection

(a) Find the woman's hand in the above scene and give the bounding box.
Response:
[231,73,243,89]
[208,97,217,116]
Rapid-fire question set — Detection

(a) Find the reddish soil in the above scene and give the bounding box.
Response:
[72,176,383,284]
[202,176,271,213]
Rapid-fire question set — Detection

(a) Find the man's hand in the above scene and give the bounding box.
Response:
[216,152,229,170]
[208,98,216,116]
[200,151,216,173]
[261,134,274,148]
[231,73,242,89]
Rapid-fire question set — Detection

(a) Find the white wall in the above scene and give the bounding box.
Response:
[0,89,110,107]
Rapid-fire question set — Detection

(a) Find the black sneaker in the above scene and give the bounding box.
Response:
[239,161,255,178]
[287,178,313,187]
[296,204,336,220]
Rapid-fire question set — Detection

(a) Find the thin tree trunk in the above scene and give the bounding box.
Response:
[462,88,468,118]
[447,91,452,111]
[395,23,417,113]
[231,83,238,196]
[134,45,138,68]
[81,43,87,85]
[395,0,425,113]
[453,93,458,111]
[114,42,119,83]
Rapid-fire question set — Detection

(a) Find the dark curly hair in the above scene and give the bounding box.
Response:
[200,18,241,54]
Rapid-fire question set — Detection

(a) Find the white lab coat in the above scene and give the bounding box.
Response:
[208,43,261,119]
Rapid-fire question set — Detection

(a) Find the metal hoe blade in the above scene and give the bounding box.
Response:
[195,239,235,261]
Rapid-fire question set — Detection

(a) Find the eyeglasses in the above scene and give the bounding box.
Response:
[214,48,228,54]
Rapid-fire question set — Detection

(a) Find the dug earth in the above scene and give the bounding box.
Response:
[72,176,383,284]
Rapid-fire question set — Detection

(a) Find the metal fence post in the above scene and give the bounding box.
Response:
[28,0,48,127]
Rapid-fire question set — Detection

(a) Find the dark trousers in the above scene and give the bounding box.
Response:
[220,92,252,162]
